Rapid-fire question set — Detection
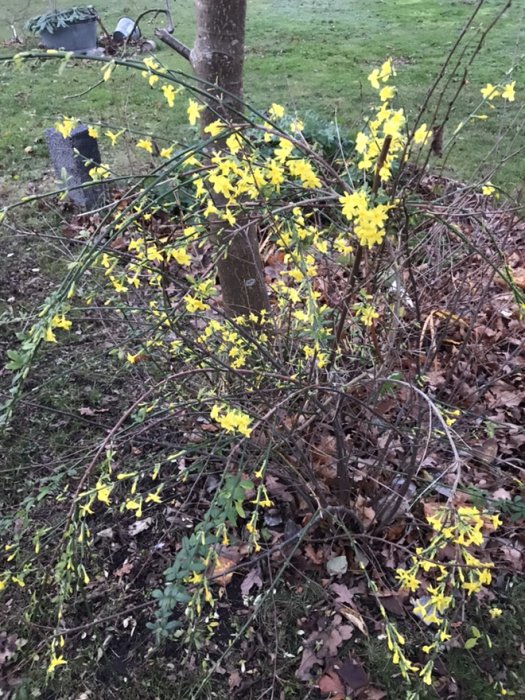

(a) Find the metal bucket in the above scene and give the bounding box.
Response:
[113,17,141,42]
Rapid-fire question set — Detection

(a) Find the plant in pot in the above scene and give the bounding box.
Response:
[26,3,98,53]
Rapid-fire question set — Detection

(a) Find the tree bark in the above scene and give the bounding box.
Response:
[191,0,246,128]
[190,0,270,317]
[157,0,269,317]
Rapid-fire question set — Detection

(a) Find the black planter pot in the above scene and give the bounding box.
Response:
[39,18,97,52]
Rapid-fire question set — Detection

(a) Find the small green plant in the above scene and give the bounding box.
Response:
[26,6,98,35]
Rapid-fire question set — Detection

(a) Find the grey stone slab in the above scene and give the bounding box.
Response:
[45,123,105,210]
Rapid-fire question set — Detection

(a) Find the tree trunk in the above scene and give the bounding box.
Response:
[190,0,270,317]
[191,0,246,129]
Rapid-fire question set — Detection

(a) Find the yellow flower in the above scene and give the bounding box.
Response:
[47,654,67,674]
[489,607,503,619]
[55,117,76,139]
[204,120,226,137]
[358,305,379,327]
[79,498,95,516]
[290,118,304,133]
[462,580,482,595]
[116,471,138,480]
[412,599,428,618]
[226,133,243,155]
[105,129,124,146]
[44,326,57,343]
[395,568,420,592]
[491,513,502,529]
[414,123,432,145]
[481,83,500,100]
[169,247,191,266]
[187,99,204,126]
[102,62,114,82]
[269,103,285,119]
[185,296,209,313]
[383,109,405,137]
[210,404,253,438]
[288,159,321,188]
[235,412,253,438]
[188,571,203,584]
[162,84,176,107]
[88,125,99,138]
[274,137,294,163]
[160,145,174,159]
[203,581,213,604]
[136,138,154,154]
[203,199,219,218]
[89,164,111,180]
[482,183,495,196]
[51,314,72,331]
[222,209,236,226]
[252,487,272,508]
[125,498,143,518]
[379,85,396,102]
[145,487,163,504]
[420,663,433,686]
[339,189,368,220]
[208,170,232,197]
[368,59,394,89]
[80,565,90,584]
[266,159,285,190]
[96,480,112,506]
[501,81,515,102]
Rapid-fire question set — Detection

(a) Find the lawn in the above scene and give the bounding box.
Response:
[0,0,523,194]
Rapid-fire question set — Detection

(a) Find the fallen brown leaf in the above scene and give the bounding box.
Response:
[240,567,263,596]
[114,560,133,578]
[228,670,241,690]
[330,582,354,606]
[336,656,368,691]
[339,606,368,636]
[304,543,325,565]
[209,546,242,586]
[318,668,345,697]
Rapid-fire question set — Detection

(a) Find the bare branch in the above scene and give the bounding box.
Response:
[154,27,191,61]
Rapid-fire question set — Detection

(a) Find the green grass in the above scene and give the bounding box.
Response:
[0,0,523,195]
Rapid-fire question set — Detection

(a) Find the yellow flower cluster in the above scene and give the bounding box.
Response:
[43,311,73,343]
[339,190,392,248]
[197,316,265,370]
[481,80,516,102]
[391,504,501,687]
[210,404,253,438]
[141,56,166,86]
[88,163,111,181]
[54,116,77,139]
[354,61,408,177]
[354,304,379,327]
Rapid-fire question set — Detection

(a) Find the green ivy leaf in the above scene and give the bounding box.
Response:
[6,349,25,371]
